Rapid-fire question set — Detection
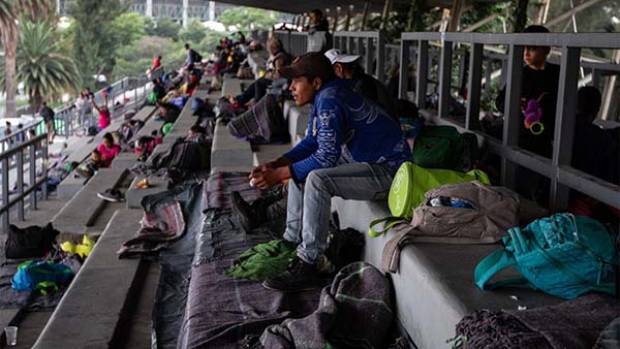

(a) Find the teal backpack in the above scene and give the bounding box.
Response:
[475,213,617,299]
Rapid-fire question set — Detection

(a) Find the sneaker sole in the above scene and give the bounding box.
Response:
[261,281,321,292]
[97,193,122,202]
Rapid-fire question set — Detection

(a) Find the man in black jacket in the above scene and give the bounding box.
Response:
[39,102,55,144]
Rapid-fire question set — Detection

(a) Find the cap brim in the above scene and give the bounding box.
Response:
[332,54,360,64]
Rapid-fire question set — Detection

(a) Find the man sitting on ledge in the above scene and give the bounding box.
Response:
[249,52,410,292]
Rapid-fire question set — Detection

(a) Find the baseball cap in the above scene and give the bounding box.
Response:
[278,52,335,82]
[324,48,360,65]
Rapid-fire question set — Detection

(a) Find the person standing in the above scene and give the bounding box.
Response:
[39,102,55,144]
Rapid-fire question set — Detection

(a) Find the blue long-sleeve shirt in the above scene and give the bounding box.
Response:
[283,79,411,183]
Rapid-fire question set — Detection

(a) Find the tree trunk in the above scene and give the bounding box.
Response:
[512,0,530,32]
[3,31,18,118]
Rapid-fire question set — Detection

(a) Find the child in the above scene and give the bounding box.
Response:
[75,150,102,178]
[97,133,121,167]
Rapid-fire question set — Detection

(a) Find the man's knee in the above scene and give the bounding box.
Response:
[305,169,332,193]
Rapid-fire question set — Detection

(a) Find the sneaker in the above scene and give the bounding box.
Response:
[231,191,254,232]
[262,256,324,292]
[97,188,124,202]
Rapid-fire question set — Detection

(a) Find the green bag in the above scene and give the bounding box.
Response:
[368,162,490,237]
[146,91,158,105]
[412,125,478,171]
[475,213,617,299]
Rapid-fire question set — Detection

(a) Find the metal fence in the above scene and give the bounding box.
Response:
[398,32,620,212]
[0,133,48,232]
[333,31,386,82]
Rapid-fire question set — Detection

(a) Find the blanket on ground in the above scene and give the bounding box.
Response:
[258,262,394,349]
[454,293,620,349]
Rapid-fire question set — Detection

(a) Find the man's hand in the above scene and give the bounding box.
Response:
[249,157,293,189]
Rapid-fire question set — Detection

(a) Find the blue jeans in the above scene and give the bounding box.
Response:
[283,162,394,264]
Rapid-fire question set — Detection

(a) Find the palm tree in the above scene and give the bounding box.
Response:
[15,21,79,112]
[0,0,54,118]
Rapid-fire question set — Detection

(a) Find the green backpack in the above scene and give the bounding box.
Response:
[412,125,479,171]
[475,213,617,299]
[368,162,490,237]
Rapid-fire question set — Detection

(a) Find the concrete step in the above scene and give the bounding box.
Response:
[52,167,129,235]
[253,143,291,166]
[33,209,147,349]
[210,120,253,174]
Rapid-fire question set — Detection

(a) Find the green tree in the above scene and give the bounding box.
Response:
[110,12,146,46]
[0,0,55,118]
[69,0,123,89]
[112,35,185,81]
[0,21,80,111]
[218,7,278,32]
[146,18,181,40]
[179,19,206,45]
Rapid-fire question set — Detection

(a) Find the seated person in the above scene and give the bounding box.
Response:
[230,37,293,106]
[75,150,102,178]
[156,101,181,124]
[152,77,166,100]
[249,53,410,291]
[495,25,560,157]
[572,86,618,183]
[324,48,398,120]
[186,125,207,142]
[96,133,121,168]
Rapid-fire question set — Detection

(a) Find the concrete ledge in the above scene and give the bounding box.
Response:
[221,78,253,97]
[332,198,559,349]
[33,209,146,349]
[210,120,253,174]
[126,175,168,209]
[53,168,128,235]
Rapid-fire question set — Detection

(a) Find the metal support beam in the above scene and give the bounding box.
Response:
[399,39,411,100]
[146,0,153,17]
[182,0,189,28]
[376,32,386,82]
[501,45,524,189]
[365,37,373,74]
[2,158,8,231]
[29,144,36,210]
[416,40,428,106]
[550,47,581,211]
[438,39,453,119]
[466,43,483,130]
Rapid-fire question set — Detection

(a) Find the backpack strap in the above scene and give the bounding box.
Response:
[368,216,406,238]
[381,226,417,273]
[474,249,531,290]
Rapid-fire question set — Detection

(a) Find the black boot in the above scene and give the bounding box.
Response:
[262,256,323,292]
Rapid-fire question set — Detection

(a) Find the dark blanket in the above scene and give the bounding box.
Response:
[455,293,620,349]
[227,94,289,144]
[118,182,203,258]
[259,262,394,349]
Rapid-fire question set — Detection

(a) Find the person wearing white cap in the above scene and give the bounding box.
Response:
[324,48,398,120]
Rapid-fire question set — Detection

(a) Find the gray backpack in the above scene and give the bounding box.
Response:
[382,181,520,273]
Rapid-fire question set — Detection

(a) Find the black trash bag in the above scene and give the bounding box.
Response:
[5,223,59,259]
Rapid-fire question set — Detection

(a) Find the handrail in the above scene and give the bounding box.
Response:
[399,31,620,212]
[0,133,48,232]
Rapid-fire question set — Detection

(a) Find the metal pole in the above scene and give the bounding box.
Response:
[182,0,189,28]
[365,37,373,74]
[16,149,24,221]
[438,39,453,119]
[416,40,429,107]
[376,32,386,82]
[399,39,411,100]
[42,140,48,200]
[29,143,36,210]
[2,158,9,231]
[500,45,524,189]
[550,47,581,211]
[466,43,483,130]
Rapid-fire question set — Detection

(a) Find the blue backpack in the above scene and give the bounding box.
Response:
[475,213,617,299]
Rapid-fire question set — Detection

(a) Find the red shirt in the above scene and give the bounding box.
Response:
[96,143,121,167]
[151,57,161,71]
[99,109,111,129]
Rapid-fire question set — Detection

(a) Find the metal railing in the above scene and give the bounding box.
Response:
[0,133,48,232]
[398,32,620,212]
[0,75,153,153]
[333,31,386,82]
